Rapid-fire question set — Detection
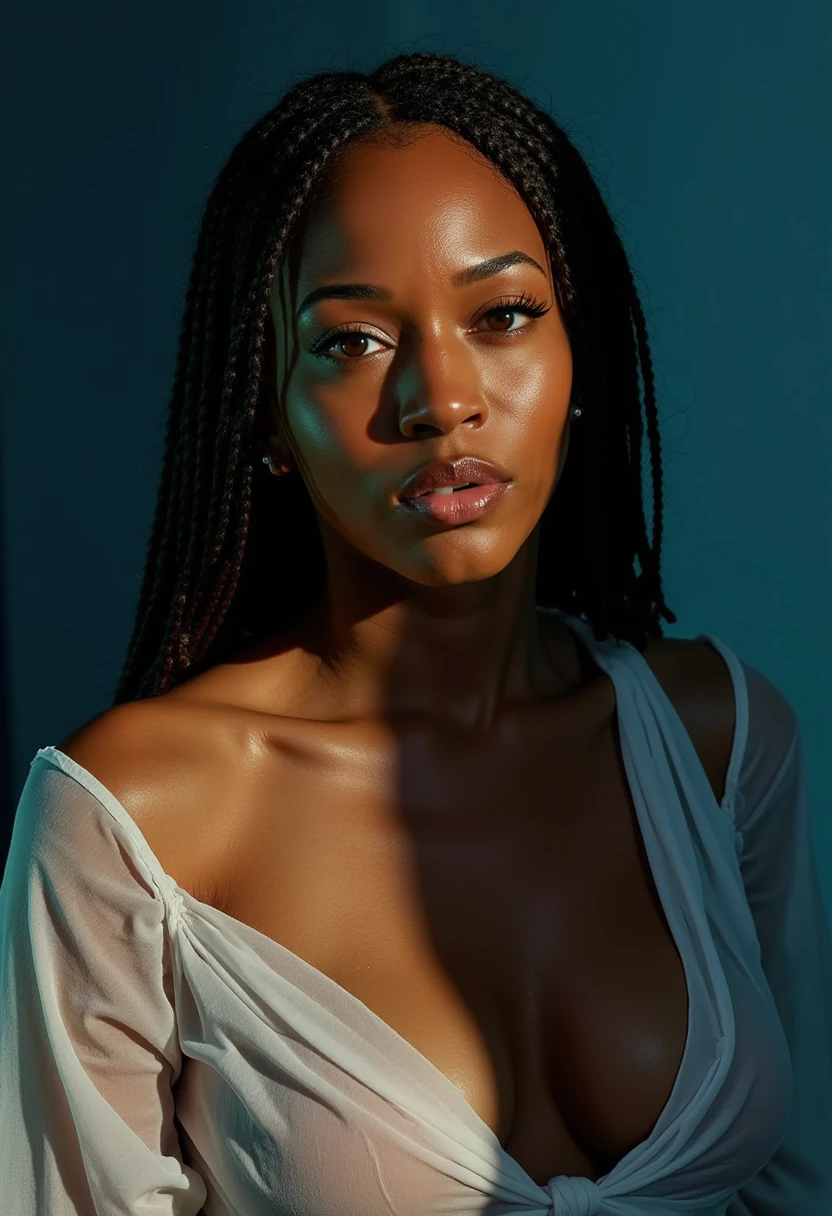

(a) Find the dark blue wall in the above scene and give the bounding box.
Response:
[2,2,829,916]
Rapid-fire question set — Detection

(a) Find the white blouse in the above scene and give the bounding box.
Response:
[1,609,831,1215]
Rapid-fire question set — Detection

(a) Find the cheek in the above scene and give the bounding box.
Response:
[496,349,572,448]
[508,352,574,497]
[284,384,379,516]
[284,368,358,467]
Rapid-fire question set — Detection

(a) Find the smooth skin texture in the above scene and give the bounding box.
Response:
[61,123,736,1185]
[260,123,578,731]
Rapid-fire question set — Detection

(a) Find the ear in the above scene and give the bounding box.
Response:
[260,435,296,476]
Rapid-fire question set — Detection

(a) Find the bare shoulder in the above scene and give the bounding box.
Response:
[57,695,266,900]
[640,635,737,804]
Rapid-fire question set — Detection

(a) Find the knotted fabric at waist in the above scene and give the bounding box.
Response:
[545,1174,603,1214]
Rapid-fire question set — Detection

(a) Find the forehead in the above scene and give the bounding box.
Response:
[279,125,548,297]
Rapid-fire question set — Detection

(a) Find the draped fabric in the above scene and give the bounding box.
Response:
[2,610,830,1214]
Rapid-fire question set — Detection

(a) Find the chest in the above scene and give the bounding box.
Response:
[212,705,693,1186]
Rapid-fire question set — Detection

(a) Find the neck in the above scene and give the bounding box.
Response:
[292,531,573,735]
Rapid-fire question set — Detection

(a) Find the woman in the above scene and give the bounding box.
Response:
[1,51,830,1215]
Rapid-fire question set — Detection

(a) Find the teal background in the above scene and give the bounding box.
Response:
[1,0,829,923]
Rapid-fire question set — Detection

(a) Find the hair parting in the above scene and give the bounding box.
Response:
[114,51,676,705]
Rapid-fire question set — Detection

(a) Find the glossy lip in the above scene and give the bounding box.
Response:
[399,480,511,526]
[397,456,509,502]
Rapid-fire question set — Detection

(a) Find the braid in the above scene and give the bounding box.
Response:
[114,51,676,705]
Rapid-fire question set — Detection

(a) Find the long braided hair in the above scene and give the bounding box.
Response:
[113,51,677,705]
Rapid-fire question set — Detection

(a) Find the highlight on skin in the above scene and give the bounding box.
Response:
[113,51,677,706]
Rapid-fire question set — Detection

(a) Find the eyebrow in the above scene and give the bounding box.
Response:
[294,250,548,321]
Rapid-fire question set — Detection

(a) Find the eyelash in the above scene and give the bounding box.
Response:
[308,292,552,361]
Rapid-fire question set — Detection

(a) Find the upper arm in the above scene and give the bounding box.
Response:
[727,660,832,1211]
[652,641,832,1210]
[642,636,737,806]
[0,741,209,1212]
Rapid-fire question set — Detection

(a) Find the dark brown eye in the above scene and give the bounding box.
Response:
[476,293,551,337]
[485,308,516,332]
[339,335,371,358]
[309,327,387,361]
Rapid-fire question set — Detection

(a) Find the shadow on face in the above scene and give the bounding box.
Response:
[263,123,575,603]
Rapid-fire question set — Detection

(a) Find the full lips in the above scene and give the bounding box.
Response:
[399,482,510,525]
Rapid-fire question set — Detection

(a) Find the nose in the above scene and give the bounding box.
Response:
[395,330,487,437]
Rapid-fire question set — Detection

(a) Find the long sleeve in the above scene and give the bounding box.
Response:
[726,662,832,1215]
[0,753,208,1214]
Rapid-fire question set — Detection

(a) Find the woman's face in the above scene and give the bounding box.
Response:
[267,122,574,591]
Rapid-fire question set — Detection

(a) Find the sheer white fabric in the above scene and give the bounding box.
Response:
[1,610,830,1214]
